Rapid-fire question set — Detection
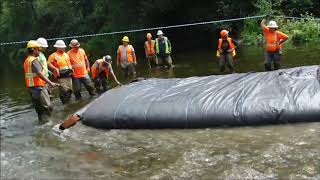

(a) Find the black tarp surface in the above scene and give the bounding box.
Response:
[78,65,320,129]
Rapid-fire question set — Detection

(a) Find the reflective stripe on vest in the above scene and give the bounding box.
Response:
[145,40,156,55]
[118,45,134,63]
[38,52,49,78]
[91,59,109,79]
[53,52,72,71]
[217,38,236,57]
[68,48,88,78]
[96,59,105,73]
[265,31,280,52]
[218,38,235,50]
[24,56,46,87]
[155,37,171,54]
[266,32,278,47]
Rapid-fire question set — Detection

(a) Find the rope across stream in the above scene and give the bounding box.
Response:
[1,15,319,46]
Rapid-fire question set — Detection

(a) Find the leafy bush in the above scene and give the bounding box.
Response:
[241,0,320,45]
[240,0,274,45]
[281,14,320,43]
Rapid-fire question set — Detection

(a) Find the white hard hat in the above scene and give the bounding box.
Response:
[267,21,278,28]
[37,37,48,48]
[69,39,80,47]
[157,30,164,36]
[54,40,67,48]
[103,55,112,63]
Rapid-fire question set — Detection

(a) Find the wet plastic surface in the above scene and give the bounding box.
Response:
[79,66,320,129]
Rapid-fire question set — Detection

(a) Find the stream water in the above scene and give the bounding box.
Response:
[1,45,319,179]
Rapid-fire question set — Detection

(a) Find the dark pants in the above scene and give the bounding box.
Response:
[72,75,95,99]
[265,51,281,71]
[157,55,173,68]
[219,53,235,73]
[29,87,52,122]
[57,77,73,104]
[121,62,136,79]
[94,73,108,92]
[146,54,158,68]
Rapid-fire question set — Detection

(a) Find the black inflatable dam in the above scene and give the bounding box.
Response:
[76,65,320,129]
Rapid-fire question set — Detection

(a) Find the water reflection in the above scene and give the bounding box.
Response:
[1,46,319,179]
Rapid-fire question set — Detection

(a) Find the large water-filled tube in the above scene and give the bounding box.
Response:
[75,65,320,129]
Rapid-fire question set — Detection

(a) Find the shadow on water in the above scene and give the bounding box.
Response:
[1,45,319,179]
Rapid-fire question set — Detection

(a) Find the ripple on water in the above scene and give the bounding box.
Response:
[149,148,221,180]
[262,143,292,164]
[222,166,277,180]
[48,124,319,179]
[1,91,320,179]
[1,48,320,179]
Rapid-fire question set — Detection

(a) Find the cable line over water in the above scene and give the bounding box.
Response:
[1,15,319,46]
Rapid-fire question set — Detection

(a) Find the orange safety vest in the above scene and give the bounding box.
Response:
[67,48,88,78]
[265,32,280,52]
[117,45,134,63]
[24,55,46,87]
[145,40,156,55]
[49,52,72,71]
[217,38,236,57]
[91,59,110,79]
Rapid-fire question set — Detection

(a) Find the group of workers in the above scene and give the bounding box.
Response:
[217,16,288,73]
[24,38,121,121]
[24,29,173,121]
[24,16,288,123]
[117,30,173,79]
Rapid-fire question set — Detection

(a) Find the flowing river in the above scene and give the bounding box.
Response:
[1,45,319,179]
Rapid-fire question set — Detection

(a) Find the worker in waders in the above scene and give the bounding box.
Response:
[117,36,137,78]
[155,30,173,68]
[144,33,158,68]
[67,39,96,99]
[24,40,58,122]
[261,16,288,71]
[91,55,121,92]
[36,38,50,79]
[37,38,53,96]
[216,30,237,73]
[48,40,73,104]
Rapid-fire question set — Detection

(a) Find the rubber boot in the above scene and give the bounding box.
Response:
[264,63,272,71]
[74,91,82,99]
[274,62,281,70]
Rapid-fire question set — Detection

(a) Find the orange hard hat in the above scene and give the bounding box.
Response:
[146,33,152,39]
[220,30,229,37]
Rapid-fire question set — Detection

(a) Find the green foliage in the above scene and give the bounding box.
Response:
[279,0,316,17]
[281,14,320,43]
[242,14,320,45]
[241,0,320,45]
[254,0,275,15]
[0,0,319,70]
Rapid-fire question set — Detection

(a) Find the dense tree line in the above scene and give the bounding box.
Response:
[0,0,319,71]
